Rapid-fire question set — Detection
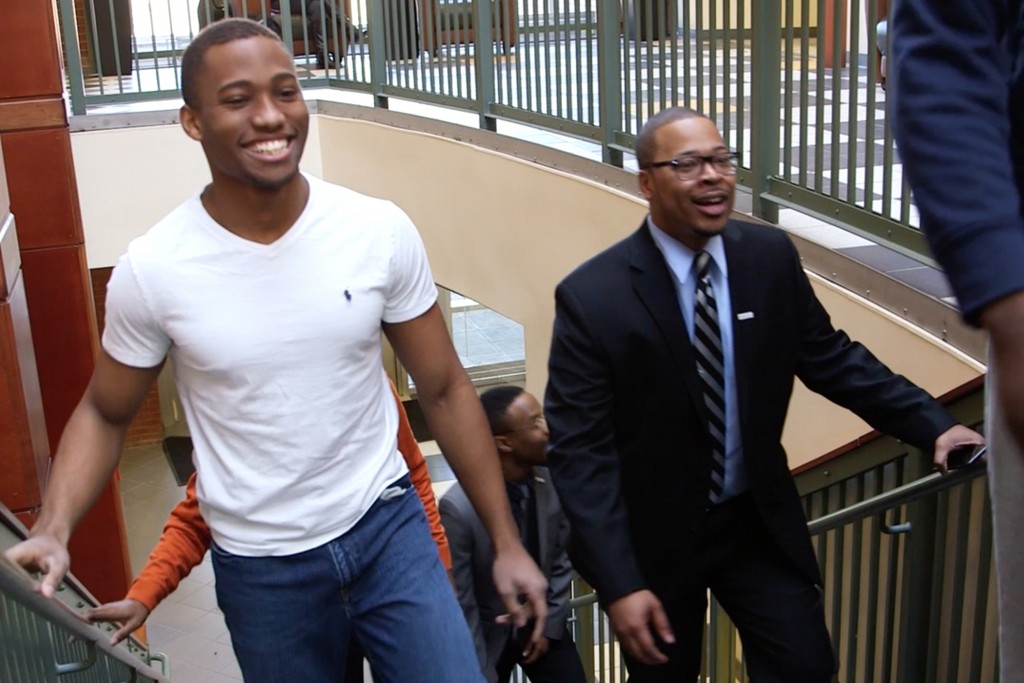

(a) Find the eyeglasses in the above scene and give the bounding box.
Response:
[646,153,739,180]
[498,414,548,434]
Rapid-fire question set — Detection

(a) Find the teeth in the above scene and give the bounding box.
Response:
[249,139,287,154]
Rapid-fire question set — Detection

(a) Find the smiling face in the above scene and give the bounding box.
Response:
[179,35,308,193]
[638,116,736,250]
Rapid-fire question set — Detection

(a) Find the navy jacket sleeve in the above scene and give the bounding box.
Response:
[891,0,1024,324]
[544,282,648,605]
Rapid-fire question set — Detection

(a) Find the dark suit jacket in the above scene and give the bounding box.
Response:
[544,219,956,606]
[439,467,574,683]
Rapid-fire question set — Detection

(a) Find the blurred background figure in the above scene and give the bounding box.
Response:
[892,1,1024,679]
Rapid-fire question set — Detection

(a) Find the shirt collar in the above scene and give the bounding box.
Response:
[646,215,729,287]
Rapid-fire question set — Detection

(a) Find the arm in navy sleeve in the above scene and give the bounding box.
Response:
[891,0,1024,324]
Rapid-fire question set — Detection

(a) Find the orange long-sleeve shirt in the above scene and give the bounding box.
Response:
[126,382,451,612]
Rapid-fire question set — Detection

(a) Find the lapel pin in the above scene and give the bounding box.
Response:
[737,311,754,320]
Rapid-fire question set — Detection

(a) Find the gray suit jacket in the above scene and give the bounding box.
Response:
[439,467,574,683]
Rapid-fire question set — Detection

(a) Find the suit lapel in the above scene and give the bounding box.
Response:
[723,222,755,436]
[628,225,706,417]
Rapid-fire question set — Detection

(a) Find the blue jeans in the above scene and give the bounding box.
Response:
[211,475,484,682]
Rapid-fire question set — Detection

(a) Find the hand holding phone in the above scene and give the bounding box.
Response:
[947,444,987,470]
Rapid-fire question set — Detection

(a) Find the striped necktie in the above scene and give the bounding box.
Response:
[693,251,727,503]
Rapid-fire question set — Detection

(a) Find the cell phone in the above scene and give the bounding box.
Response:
[947,444,987,470]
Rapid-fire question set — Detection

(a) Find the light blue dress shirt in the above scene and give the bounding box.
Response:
[647,217,749,500]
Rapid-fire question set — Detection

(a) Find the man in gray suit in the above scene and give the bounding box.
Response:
[440,386,587,683]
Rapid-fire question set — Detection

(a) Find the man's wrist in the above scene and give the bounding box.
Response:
[28,519,72,547]
[488,520,525,555]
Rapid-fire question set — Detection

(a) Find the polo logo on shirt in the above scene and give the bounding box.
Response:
[344,289,352,302]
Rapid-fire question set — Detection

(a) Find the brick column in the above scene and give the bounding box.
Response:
[0,0,132,602]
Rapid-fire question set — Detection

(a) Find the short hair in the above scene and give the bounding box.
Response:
[480,385,526,436]
[181,18,282,108]
[634,106,706,168]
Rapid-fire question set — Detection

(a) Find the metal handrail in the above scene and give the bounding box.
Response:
[567,460,988,610]
[58,0,926,262]
[0,555,170,682]
[807,461,988,535]
[1,506,169,682]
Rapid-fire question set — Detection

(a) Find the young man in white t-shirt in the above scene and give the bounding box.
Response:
[5,18,547,682]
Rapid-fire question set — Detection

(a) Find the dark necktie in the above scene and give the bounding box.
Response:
[506,481,539,561]
[693,251,727,503]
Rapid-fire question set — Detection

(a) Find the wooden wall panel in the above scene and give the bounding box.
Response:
[20,246,98,451]
[0,1,63,98]
[0,0,133,604]
[67,479,134,603]
[0,279,49,513]
[0,98,67,132]
[14,509,39,530]
[1,213,19,300]
[0,143,9,217]
[1,129,84,250]
[18,250,133,603]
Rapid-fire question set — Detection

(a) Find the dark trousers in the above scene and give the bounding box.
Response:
[495,625,589,683]
[624,494,836,683]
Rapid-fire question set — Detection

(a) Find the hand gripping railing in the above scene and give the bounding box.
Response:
[0,504,170,683]
[1,553,170,682]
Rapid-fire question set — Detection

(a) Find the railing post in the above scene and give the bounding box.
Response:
[58,0,88,116]
[896,448,939,682]
[278,0,295,53]
[597,0,623,166]
[368,0,389,108]
[474,0,497,131]
[749,0,781,223]
[576,593,597,682]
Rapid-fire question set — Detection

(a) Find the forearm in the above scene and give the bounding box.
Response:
[546,287,647,601]
[126,535,209,612]
[126,483,212,612]
[980,291,1024,450]
[31,399,130,544]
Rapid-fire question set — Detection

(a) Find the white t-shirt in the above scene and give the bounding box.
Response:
[103,175,438,556]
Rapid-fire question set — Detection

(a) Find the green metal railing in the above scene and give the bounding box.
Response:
[1,510,170,683]
[57,0,923,261]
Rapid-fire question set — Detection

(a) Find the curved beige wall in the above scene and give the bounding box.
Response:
[316,117,646,415]
[787,274,982,463]
[73,118,325,267]
[70,110,982,468]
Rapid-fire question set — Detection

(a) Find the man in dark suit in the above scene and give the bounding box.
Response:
[544,106,983,682]
[440,386,588,683]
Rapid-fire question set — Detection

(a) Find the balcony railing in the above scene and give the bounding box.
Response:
[57,0,924,262]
